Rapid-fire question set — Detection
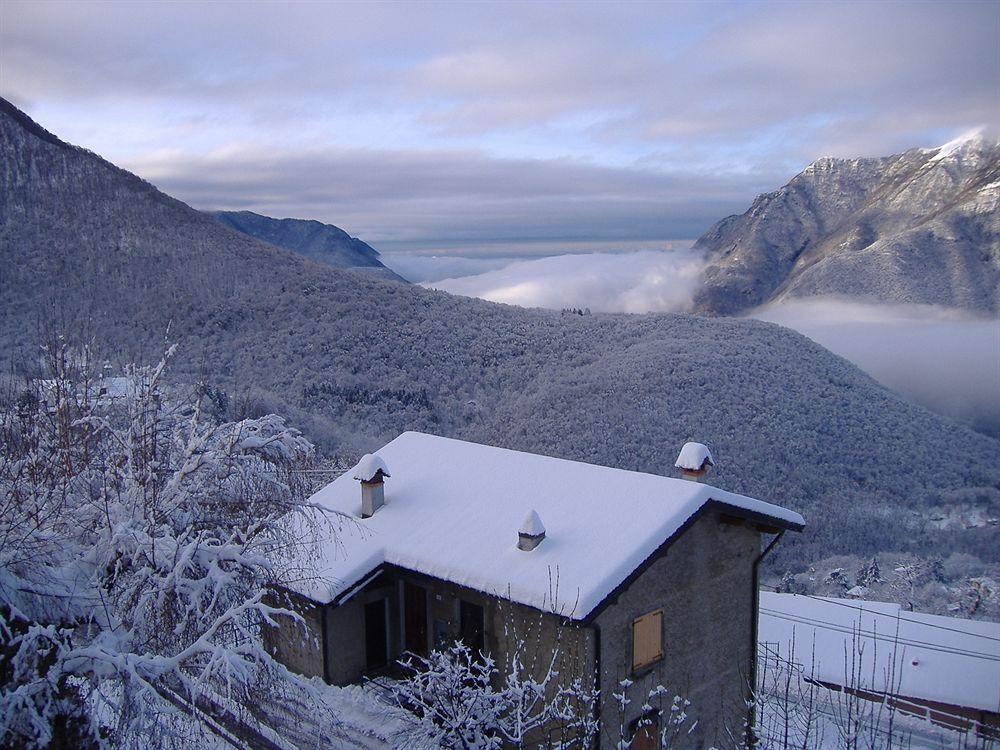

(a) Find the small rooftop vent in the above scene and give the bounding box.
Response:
[675,442,714,482]
[354,454,390,518]
[517,510,546,551]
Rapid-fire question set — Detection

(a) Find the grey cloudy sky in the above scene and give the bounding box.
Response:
[2,0,997,253]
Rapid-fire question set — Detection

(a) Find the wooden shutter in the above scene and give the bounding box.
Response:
[632,609,663,670]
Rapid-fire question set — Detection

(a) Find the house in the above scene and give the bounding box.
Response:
[759,592,1000,742]
[269,431,804,749]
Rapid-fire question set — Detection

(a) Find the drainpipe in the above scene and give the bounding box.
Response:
[592,623,602,750]
[748,531,784,748]
[321,604,332,684]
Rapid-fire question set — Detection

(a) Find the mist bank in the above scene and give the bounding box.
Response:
[421,249,704,313]
[752,298,1000,438]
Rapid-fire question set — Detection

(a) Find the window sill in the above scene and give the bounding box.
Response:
[631,656,663,678]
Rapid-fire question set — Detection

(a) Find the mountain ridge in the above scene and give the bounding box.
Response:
[211,210,407,282]
[692,136,1000,314]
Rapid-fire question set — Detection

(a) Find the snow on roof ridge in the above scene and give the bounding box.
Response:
[519,510,545,537]
[353,453,390,482]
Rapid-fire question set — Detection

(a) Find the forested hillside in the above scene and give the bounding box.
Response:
[212,210,406,282]
[2,97,998,575]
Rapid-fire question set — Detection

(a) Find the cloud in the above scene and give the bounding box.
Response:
[752,298,1000,436]
[380,254,526,284]
[3,0,996,232]
[125,146,760,250]
[425,250,705,313]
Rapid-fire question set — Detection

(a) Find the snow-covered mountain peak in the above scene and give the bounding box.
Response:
[694,138,1000,315]
[928,127,992,163]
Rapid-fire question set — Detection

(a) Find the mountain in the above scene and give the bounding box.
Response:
[692,134,1000,315]
[211,210,407,282]
[2,97,998,575]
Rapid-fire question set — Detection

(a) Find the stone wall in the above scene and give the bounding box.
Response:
[594,511,760,749]
[272,512,761,750]
[264,588,326,680]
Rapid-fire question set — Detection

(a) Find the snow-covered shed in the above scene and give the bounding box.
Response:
[270,431,804,749]
[760,592,1000,741]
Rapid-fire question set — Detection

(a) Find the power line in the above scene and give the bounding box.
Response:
[760,586,1000,644]
[795,591,1000,643]
[759,608,1000,662]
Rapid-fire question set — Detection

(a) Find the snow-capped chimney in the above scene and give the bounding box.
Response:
[354,453,390,518]
[517,510,546,551]
[674,442,714,482]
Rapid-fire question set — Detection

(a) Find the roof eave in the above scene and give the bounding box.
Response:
[579,498,803,624]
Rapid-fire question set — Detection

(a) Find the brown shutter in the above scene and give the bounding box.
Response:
[632,609,663,670]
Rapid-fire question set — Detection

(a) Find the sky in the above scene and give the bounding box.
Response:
[2,0,998,254]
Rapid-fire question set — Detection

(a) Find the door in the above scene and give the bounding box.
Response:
[402,581,428,655]
[364,599,388,669]
[631,717,659,750]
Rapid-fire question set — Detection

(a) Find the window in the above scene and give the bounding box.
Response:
[403,582,428,655]
[631,609,663,671]
[459,599,486,655]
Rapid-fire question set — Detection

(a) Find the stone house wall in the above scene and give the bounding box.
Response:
[593,510,760,749]
[264,587,326,680]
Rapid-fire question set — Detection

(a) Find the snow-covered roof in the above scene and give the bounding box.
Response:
[301,432,804,619]
[675,442,714,471]
[759,592,1000,713]
[352,453,390,482]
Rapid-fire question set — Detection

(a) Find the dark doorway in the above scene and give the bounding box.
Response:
[459,600,485,655]
[364,599,388,669]
[630,715,659,750]
[403,582,428,655]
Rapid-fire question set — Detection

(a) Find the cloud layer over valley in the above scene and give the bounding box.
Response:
[424,249,704,313]
[753,299,1000,437]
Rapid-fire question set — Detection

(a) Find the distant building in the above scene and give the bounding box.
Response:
[760,592,1000,742]
[35,375,142,411]
[269,431,804,749]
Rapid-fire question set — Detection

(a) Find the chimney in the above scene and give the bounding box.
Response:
[517,510,546,551]
[353,453,390,518]
[674,442,714,482]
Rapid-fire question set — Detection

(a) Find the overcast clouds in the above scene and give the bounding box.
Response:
[2,0,998,251]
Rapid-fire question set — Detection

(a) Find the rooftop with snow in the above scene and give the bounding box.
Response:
[298,431,804,619]
[760,592,1000,714]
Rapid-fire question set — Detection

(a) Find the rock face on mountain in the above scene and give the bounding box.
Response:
[693,135,1000,315]
[212,210,406,282]
[2,97,999,573]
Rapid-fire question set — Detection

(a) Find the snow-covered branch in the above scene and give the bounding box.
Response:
[0,341,340,748]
